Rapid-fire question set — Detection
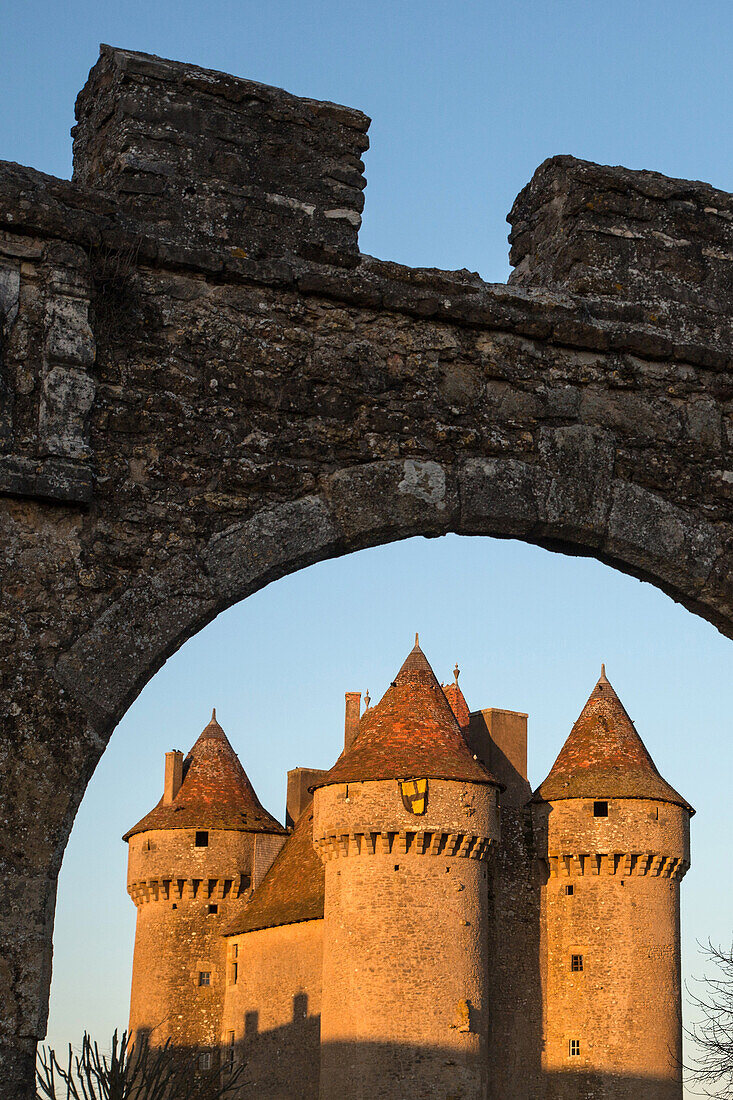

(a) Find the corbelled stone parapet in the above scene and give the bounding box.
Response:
[547,851,690,880]
[127,873,250,906]
[313,827,492,861]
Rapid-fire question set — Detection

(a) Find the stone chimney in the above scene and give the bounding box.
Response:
[286,767,328,828]
[163,750,183,804]
[344,692,361,751]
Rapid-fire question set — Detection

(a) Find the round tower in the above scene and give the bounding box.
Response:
[532,668,693,1099]
[124,710,286,1070]
[312,638,502,1100]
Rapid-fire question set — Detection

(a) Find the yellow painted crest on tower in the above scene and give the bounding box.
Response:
[400,778,428,815]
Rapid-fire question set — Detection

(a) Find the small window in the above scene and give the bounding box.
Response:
[232,944,238,958]
[198,971,211,987]
[569,1039,581,1057]
[226,1030,235,1068]
[195,831,209,847]
[571,954,584,972]
[564,884,574,896]
[171,903,178,910]
[198,1052,212,1070]
[593,801,608,818]
[231,961,238,985]
[208,904,218,915]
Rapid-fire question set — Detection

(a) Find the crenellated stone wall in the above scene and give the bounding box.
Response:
[0,44,727,1099]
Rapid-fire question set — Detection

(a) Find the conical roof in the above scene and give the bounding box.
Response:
[442,667,470,730]
[312,638,499,788]
[227,803,325,935]
[532,668,693,811]
[124,711,286,840]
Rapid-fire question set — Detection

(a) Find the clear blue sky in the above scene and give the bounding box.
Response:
[3,1,732,1089]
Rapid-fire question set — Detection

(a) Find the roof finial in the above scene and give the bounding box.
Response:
[600,663,607,682]
[415,631,420,648]
[211,707,217,721]
[364,689,371,710]
[454,662,460,683]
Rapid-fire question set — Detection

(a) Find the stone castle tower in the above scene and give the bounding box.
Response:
[532,667,692,1098]
[124,642,693,1099]
[124,711,287,1070]
[311,639,500,1097]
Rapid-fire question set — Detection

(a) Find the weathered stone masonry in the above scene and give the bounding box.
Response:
[0,44,731,1098]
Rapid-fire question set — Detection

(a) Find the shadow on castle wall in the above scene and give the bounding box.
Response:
[191,997,682,1100]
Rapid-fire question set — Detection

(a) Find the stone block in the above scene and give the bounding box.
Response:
[204,496,342,604]
[508,155,733,338]
[38,366,95,459]
[324,459,457,546]
[72,46,370,268]
[537,425,615,546]
[459,457,548,540]
[55,553,220,726]
[605,481,721,593]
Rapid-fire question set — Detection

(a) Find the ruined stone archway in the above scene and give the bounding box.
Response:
[2,44,733,1099]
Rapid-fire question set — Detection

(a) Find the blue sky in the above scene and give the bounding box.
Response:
[3,1,732,1087]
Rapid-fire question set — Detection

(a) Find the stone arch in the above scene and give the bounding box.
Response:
[55,453,727,743]
[4,41,733,1100]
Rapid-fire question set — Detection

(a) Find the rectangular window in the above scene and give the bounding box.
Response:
[195,830,209,847]
[198,971,211,987]
[232,943,238,958]
[564,884,574,896]
[199,1052,212,1070]
[230,961,238,985]
[593,801,608,818]
[208,903,218,915]
[571,954,584,972]
[227,1031,235,1068]
[569,1039,581,1057]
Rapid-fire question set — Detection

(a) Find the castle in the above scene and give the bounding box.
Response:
[124,639,693,1099]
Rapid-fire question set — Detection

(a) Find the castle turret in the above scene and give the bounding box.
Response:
[311,638,502,1100]
[532,668,693,1098]
[124,711,286,1070]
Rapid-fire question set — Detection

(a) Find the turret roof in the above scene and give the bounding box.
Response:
[532,668,693,811]
[312,638,499,789]
[123,711,286,840]
[442,668,470,730]
[226,803,325,935]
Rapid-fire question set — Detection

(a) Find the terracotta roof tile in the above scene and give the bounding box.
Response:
[442,674,470,730]
[312,639,499,789]
[226,804,324,935]
[124,712,286,840]
[532,668,693,811]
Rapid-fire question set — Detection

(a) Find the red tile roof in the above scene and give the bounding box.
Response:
[442,675,470,730]
[532,669,693,811]
[124,712,287,840]
[312,639,499,788]
[226,803,324,935]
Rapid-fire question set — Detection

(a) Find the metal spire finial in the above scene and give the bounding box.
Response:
[454,663,460,683]
[415,632,419,648]
[364,689,371,709]
[600,663,607,682]
[211,707,217,721]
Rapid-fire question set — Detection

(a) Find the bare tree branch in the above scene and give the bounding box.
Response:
[685,940,733,1098]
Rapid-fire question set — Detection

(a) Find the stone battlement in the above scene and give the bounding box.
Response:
[312,828,492,861]
[547,852,690,879]
[127,873,250,906]
[72,45,369,269]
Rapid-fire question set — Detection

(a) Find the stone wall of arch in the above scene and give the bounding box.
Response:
[2,44,733,1099]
